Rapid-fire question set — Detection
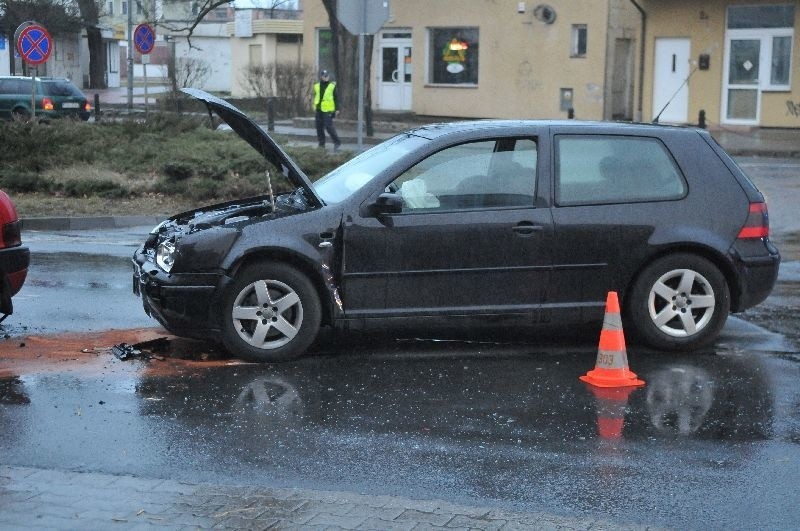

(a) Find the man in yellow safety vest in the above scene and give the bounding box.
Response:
[313,69,341,151]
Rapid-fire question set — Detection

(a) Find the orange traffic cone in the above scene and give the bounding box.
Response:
[580,291,645,388]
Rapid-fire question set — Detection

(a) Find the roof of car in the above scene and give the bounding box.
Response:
[0,76,72,82]
[405,119,698,139]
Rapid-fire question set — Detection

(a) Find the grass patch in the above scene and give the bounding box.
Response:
[0,113,353,216]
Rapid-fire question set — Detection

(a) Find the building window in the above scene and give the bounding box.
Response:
[107,1,114,15]
[727,4,794,91]
[771,35,792,85]
[122,1,127,14]
[571,24,587,57]
[277,34,302,44]
[136,1,142,14]
[428,27,479,85]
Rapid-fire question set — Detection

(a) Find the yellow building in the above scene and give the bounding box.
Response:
[301,0,641,120]
[639,1,799,127]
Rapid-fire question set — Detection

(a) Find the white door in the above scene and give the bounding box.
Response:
[652,38,690,123]
[107,41,120,88]
[378,33,412,111]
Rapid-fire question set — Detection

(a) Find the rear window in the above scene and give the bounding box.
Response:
[43,81,84,97]
[555,135,687,206]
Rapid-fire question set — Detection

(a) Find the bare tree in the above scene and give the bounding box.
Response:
[320,0,374,119]
[158,0,296,46]
[75,0,105,88]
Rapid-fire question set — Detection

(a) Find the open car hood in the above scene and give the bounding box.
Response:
[182,87,323,208]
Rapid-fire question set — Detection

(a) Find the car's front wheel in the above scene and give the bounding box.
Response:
[222,262,321,362]
[627,253,730,351]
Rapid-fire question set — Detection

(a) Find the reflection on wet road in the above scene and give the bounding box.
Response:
[2,330,799,529]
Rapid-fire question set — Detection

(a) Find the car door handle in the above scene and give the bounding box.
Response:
[512,223,544,235]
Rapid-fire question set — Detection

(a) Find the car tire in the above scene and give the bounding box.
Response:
[221,262,321,362]
[11,108,30,122]
[626,253,730,351]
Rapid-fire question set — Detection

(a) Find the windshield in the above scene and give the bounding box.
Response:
[313,134,427,204]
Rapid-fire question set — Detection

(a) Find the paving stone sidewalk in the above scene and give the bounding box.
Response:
[0,465,654,530]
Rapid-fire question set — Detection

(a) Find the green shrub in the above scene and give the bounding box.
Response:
[0,171,51,193]
[189,178,222,201]
[163,164,194,181]
[60,179,129,198]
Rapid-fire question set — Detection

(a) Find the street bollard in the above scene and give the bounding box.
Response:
[94,93,100,122]
[266,97,275,132]
[568,108,575,119]
[365,104,374,137]
[698,109,706,129]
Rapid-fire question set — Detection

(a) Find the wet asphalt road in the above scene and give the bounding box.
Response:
[2,157,800,528]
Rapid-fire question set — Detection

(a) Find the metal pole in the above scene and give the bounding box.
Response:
[143,61,148,120]
[356,0,367,152]
[31,66,36,121]
[126,3,133,112]
[357,33,365,152]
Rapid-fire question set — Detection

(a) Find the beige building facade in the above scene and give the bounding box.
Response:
[640,0,799,127]
[229,18,304,97]
[302,0,640,120]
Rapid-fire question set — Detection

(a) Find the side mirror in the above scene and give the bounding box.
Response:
[364,192,403,217]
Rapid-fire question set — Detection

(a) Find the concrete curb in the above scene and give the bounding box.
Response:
[23,215,162,231]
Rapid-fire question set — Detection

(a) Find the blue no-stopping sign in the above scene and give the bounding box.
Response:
[134,24,156,55]
[16,24,52,65]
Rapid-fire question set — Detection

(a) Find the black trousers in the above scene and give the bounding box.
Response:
[315,110,340,147]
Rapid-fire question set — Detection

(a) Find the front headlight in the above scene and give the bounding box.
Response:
[156,240,176,272]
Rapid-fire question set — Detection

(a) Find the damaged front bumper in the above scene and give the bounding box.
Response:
[133,249,231,339]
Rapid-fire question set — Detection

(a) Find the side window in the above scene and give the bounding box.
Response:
[389,138,537,212]
[555,135,686,206]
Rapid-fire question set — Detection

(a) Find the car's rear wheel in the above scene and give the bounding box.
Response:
[11,108,30,122]
[222,262,321,362]
[627,253,730,351]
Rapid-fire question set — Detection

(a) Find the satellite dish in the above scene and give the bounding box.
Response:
[533,4,557,24]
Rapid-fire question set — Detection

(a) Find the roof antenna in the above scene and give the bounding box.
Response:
[653,65,699,123]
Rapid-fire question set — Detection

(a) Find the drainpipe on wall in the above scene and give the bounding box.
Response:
[629,0,646,122]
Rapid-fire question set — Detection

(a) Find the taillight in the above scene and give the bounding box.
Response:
[84,101,92,112]
[42,97,54,111]
[737,202,769,239]
[1,220,22,248]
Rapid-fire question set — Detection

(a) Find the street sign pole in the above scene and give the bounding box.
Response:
[337,0,390,152]
[15,21,52,122]
[31,66,36,120]
[143,55,149,120]
[133,24,156,119]
[127,2,133,112]
[357,33,365,151]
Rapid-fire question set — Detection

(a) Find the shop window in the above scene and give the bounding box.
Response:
[771,35,792,85]
[428,27,479,85]
[727,5,793,91]
[571,25,587,57]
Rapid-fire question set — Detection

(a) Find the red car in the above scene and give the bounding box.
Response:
[0,190,28,320]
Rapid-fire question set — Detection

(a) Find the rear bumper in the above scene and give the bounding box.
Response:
[0,245,30,314]
[731,241,780,312]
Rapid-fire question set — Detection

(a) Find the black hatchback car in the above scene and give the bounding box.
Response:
[133,89,780,362]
